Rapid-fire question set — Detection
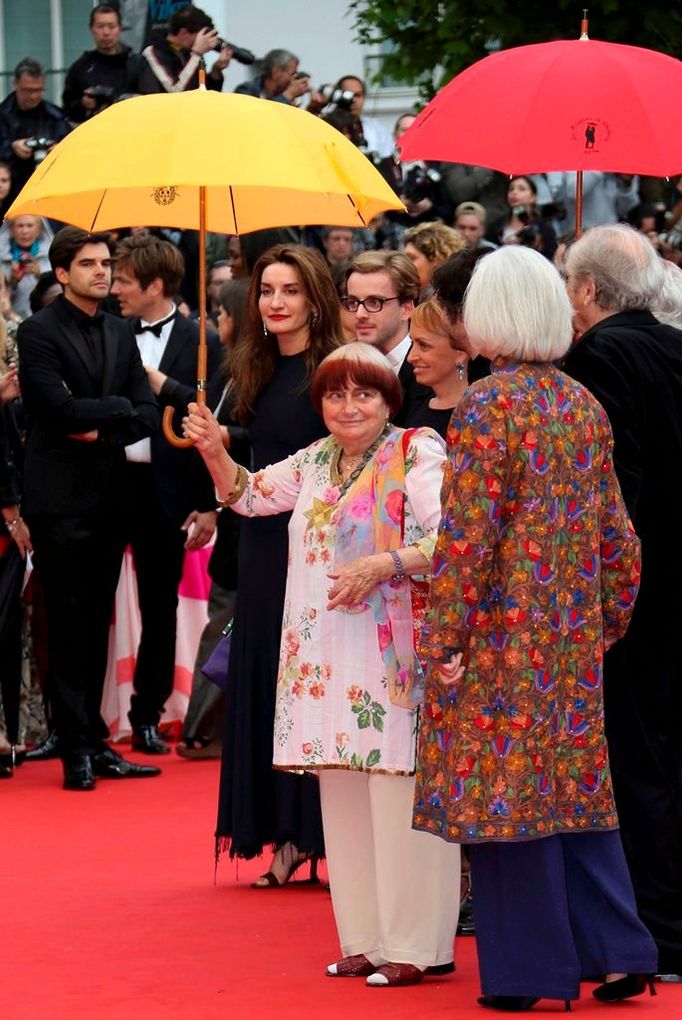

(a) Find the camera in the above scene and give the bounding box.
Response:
[510,204,532,225]
[403,164,442,205]
[85,84,116,110]
[515,224,545,251]
[25,137,54,162]
[318,85,356,110]
[212,38,255,64]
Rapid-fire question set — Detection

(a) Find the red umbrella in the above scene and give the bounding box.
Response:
[399,25,682,232]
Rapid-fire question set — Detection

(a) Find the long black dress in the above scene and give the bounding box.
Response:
[216,350,326,860]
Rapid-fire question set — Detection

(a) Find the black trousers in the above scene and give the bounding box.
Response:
[27,511,126,757]
[125,463,186,731]
[604,639,682,974]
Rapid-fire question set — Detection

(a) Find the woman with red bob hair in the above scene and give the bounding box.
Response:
[185,341,461,987]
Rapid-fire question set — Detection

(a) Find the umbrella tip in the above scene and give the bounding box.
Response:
[579,8,589,40]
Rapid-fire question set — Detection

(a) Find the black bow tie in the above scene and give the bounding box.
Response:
[134,312,175,337]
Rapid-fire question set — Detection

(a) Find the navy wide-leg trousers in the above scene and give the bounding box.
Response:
[469,831,658,1002]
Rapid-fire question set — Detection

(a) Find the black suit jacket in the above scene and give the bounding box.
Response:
[394,350,433,427]
[18,297,159,516]
[562,309,682,688]
[562,309,682,533]
[140,312,222,524]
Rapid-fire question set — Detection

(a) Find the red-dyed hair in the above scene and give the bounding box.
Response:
[311,342,403,417]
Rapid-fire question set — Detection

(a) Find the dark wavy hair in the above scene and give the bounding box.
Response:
[229,244,344,424]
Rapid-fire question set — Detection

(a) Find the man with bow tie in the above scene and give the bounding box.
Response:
[17,226,160,790]
[111,234,221,755]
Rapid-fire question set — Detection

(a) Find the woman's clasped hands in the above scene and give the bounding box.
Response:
[326,554,389,612]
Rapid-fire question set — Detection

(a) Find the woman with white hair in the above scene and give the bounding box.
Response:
[414,246,658,1011]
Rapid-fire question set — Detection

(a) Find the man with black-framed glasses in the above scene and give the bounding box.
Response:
[343,251,431,424]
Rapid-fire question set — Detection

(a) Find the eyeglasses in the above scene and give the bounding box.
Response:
[340,295,400,314]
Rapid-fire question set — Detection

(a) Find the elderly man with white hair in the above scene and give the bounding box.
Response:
[563,224,682,981]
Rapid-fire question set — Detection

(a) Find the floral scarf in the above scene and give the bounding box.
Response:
[333,428,425,710]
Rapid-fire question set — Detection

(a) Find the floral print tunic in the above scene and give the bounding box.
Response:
[414,361,640,843]
[230,427,446,775]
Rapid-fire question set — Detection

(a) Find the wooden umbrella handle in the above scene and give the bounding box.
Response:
[162,183,209,448]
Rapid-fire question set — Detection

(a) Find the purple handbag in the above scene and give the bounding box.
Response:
[200,620,233,690]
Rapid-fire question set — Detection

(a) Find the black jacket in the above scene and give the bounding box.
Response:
[141,311,222,524]
[393,353,433,427]
[17,296,159,517]
[563,309,682,534]
[138,38,223,95]
[0,93,71,199]
[62,45,144,123]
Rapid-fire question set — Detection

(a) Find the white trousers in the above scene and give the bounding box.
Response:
[318,769,460,968]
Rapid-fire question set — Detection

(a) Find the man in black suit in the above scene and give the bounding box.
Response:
[111,235,221,754]
[343,251,430,424]
[18,227,160,790]
[563,224,682,979]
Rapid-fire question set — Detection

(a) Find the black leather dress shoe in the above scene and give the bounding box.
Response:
[91,748,161,778]
[26,730,60,761]
[63,754,96,791]
[478,996,540,1012]
[131,725,170,755]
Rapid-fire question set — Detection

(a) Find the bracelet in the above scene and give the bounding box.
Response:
[216,465,248,507]
[390,549,405,583]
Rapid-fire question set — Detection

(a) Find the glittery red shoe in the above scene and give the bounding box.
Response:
[366,963,425,986]
[326,954,377,977]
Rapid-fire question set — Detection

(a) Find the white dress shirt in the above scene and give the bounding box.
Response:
[126,305,175,463]
[385,333,412,375]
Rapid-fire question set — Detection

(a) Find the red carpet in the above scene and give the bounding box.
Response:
[2,752,677,1020]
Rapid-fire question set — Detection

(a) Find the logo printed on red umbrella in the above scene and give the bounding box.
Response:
[571,118,611,154]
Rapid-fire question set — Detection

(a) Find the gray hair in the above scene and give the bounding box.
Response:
[650,259,682,329]
[565,223,664,313]
[463,246,572,362]
[14,56,44,80]
[262,49,297,75]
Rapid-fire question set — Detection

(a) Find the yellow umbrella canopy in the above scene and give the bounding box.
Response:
[6,89,403,230]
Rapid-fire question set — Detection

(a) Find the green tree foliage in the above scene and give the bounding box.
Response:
[350,1,682,98]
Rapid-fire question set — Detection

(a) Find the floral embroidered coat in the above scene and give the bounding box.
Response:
[230,427,446,775]
[414,362,640,843]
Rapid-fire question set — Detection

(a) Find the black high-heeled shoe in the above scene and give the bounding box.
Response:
[0,746,24,778]
[477,996,540,1012]
[251,852,320,888]
[592,973,656,1002]
[478,996,573,1012]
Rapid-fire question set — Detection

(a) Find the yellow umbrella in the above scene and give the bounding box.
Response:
[7,87,403,443]
[7,89,402,232]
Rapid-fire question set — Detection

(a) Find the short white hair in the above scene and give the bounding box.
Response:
[650,259,682,329]
[565,224,664,313]
[463,246,572,362]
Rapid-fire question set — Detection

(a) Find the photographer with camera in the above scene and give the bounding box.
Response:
[333,75,393,159]
[379,113,453,228]
[62,4,144,123]
[487,175,557,261]
[138,4,232,95]
[0,58,71,203]
[235,49,312,105]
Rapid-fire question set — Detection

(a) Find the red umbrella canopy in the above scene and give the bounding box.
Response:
[399,39,682,177]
